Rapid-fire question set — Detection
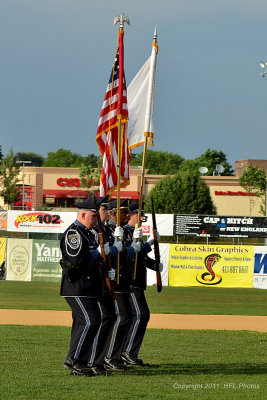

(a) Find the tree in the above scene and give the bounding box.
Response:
[14,152,45,167]
[0,146,3,161]
[179,149,234,176]
[44,149,84,167]
[83,154,100,168]
[79,158,101,195]
[0,148,21,208]
[239,165,266,215]
[145,170,216,214]
[130,150,184,175]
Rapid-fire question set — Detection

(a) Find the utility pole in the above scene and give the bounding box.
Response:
[16,160,31,210]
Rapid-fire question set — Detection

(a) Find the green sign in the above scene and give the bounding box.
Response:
[32,239,62,282]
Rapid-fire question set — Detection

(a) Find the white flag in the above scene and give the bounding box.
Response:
[128,32,158,151]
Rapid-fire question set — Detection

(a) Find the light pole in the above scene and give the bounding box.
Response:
[259,61,267,77]
[16,160,32,210]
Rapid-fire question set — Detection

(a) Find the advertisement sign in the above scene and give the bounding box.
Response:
[6,239,32,281]
[169,244,254,288]
[0,238,6,279]
[0,211,7,231]
[174,215,267,238]
[142,214,173,236]
[147,243,169,286]
[32,240,62,282]
[7,211,76,233]
[253,246,267,289]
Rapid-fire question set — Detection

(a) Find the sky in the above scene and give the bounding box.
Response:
[1,0,267,170]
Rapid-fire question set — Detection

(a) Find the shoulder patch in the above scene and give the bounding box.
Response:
[67,230,81,250]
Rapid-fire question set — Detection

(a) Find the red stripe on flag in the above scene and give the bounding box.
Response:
[96,30,129,196]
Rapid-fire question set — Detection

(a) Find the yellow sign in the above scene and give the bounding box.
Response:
[169,244,254,288]
[0,238,6,266]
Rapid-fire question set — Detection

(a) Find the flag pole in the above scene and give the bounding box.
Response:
[114,14,130,284]
[134,27,158,280]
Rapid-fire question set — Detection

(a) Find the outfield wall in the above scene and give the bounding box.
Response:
[1,238,267,289]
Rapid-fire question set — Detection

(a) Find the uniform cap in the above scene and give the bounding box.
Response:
[97,196,111,210]
[77,195,109,212]
[109,198,130,211]
[127,202,145,214]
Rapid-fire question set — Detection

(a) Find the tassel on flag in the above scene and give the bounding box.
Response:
[96,28,129,196]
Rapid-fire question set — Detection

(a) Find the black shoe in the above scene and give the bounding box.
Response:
[104,357,130,371]
[87,363,109,376]
[71,362,95,376]
[121,352,150,366]
[63,357,75,371]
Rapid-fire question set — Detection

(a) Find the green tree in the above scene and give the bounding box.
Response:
[130,150,184,174]
[239,165,266,215]
[0,145,3,161]
[145,170,216,214]
[14,152,45,167]
[79,158,101,195]
[44,148,84,167]
[0,148,21,208]
[179,149,234,176]
[83,154,100,168]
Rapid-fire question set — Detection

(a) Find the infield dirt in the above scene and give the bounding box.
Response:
[1,309,267,332]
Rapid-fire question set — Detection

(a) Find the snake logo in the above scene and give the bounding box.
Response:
[196,253,222,285]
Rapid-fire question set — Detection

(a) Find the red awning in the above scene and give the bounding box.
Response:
[43,189,139,200]
[110,191,139,199]
[43,189,88,199]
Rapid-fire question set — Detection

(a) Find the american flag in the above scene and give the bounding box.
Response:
[96,30,129,196]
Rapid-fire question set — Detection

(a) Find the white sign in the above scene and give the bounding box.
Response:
[254,246,267,289]
[142,214,173,237]
[6,239,32,281]
[147,243,169,286]
[7,211,76,233]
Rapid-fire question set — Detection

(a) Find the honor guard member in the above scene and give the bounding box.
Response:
[103,199,140,371]
[92,198,124,370]
[60,197,117,376]
[121,203,163,366]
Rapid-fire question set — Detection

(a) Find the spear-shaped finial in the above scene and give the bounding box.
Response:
[154,25,158,41]
[113,14,130,28]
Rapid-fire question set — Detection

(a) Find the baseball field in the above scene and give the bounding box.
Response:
[1,282,267,399]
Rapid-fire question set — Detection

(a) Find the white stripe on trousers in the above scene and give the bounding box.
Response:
[89,301,102,364]
[106,300,120,358]
[126,293,141,353]
[74,297,91,360]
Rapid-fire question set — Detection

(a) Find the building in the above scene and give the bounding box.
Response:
[235,159,267,177]
[0,160,265,216]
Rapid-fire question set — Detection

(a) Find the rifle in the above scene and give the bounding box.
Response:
[151,197,162,293]
[94,198,116,302]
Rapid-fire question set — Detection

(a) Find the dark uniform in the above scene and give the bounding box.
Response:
[91,218,117,368]
[60,198,112,376]
[103,200,134,370]
[121,208,159,366]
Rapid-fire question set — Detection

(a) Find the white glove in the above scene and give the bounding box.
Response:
[113,237,123,252]
[148,231,160,246]
[130,240,141,253]
[114,226,124,238]
[133,227,143,240]
[97,243,110,256]
[108,268,115,280]
[158,262,163,272]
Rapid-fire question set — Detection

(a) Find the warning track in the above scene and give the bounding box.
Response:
[0,309,267,332]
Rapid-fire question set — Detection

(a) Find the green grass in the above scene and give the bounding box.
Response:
[1,326,266,400]
[1,281,267,315]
